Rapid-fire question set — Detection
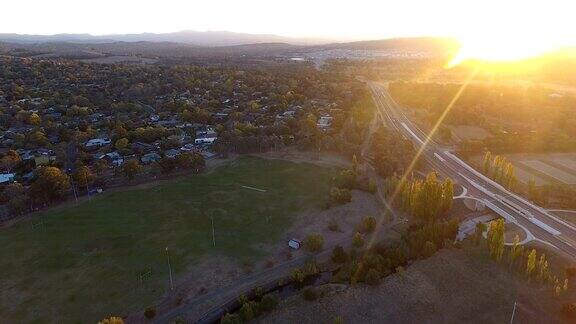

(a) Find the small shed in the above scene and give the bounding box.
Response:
[288,238,302,250]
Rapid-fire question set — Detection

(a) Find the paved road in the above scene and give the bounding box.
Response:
[369,82,576,259]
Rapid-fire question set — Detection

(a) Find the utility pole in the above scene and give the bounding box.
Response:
[165,247,174,291]
[211,215,216,247]
[510,301,517,324]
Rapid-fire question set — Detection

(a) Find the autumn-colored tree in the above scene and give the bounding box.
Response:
[0,150,21,172]
[303,233,324,252]
[352,232,365,248]
[526,249,537,277]
[73,165,94,188]
[28,112,41,125]
[115,138,129,151]
[98,317,124,324]
[508,235,524,269]
[123,160,142,181]
[30,167,70,204]
[487,219,505,261]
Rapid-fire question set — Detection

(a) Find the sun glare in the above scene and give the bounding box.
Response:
[448,35,565,67]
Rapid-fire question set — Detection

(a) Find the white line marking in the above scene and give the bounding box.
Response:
[241,185,267,192]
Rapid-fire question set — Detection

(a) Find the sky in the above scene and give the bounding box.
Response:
[2,0,575,48]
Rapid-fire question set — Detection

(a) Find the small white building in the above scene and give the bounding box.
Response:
[288,238,302,250]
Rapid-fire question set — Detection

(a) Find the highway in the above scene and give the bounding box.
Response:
[369,83,576,259]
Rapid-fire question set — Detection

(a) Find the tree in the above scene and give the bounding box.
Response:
[30,167,70,204]
[28,112,41,125]
[331,245,348,263]
[329,187,351,206]
[291,268,305,283]
[98,317,124,324]
[303,287,318,301]
[239,301,257,321]
[360,216,377,233]
[441,178,454,213]
[526,249,537,277]
[474,222,487,245]
[73,165,94,188]
[144,307,156,319]
[259,294,279,312]
[220,313,242,324]
[365,268,381,285]
[0,150,21,172]
[304,233,324,252]
[509,234,523,269]
[483,151,492,175]
[123,160,142,181]
[423,241,437,258]
[353,232,365,248]
[487,219,505,261]
[352,154,359,173]
[115,138,129,151]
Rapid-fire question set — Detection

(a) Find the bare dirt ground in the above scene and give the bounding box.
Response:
[450,125,492,142]
[258,247,568,324]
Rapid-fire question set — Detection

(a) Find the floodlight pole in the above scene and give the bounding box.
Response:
[211,215,216,247]
[510,301,517,324]
[165,247,174,291]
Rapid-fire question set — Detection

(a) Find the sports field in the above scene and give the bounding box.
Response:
[0,157,336,323]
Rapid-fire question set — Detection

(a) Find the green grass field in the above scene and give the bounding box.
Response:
[0,157,336,323]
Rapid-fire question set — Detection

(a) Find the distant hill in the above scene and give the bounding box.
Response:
[0,30,332,47]
[0,36,461,61]
[323,37,461,54]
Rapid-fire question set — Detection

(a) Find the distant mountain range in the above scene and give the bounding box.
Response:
[0,30,335,47]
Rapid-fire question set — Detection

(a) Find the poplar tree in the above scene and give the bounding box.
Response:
[526,249,537,277]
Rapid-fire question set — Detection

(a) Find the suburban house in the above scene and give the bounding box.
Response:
[0,173,15,185]
[164,149,180,159]
[98,151,124,167]
[194,135,218,145]
[317,115,333,129]
[141,152,161,164]
[86,137,112,149]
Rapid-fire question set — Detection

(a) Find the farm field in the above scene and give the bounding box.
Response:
[506,153,576,185]
[0,157,336,323]
[471,153,576,186]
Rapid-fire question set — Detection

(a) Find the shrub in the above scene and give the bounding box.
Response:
[329,187,352,206]
[304,233,324,252]
[303,287,318,301]
[561,303,576,319]
[334,169,357,189]
[423,241,437,258]
[331,245,348,263]
[291,269,305,284]
[302,261,319,276]
[98,317,124,324]
[365,268,381,286]
[144,306,156,319]
[239,301,258,321]
[260,294,279,312]
[352,232,365,248]
[221,312,242,324]
[328,218,341,232]
[360,216,377,233]
[566,267,576,278]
